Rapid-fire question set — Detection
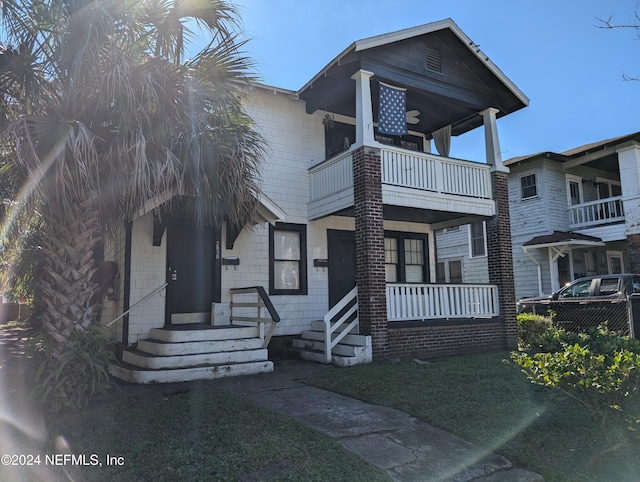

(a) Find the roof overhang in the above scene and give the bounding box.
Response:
[297,19,529,137]
[522,231,605,251]
[255,192,287,225]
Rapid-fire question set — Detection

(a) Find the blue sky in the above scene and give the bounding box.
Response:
[230,0,640,161]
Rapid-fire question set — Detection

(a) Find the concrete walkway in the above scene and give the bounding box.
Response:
[213,360,543,482]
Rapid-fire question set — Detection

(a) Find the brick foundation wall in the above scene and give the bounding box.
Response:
[352,146,388,358]
[487,171,517,349]
[387,321,506,359]
[628,233,640,274]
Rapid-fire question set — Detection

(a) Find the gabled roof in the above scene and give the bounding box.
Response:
[296,19,529,136]
[298,19,528,107]
[504,131,640,167]
[559,133,636,156]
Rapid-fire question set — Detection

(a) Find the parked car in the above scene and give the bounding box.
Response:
[516,274,640,334]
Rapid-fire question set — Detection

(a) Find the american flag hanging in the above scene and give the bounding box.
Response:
[378,82,408,136]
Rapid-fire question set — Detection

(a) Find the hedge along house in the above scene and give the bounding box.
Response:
[106,19,529,383]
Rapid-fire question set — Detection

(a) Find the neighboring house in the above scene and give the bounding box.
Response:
[434,222,490,285]
[104,19,529,383]
[504,132,640,300]
[436,132,640,302]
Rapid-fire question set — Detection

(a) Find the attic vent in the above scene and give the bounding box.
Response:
[425,48,442,73]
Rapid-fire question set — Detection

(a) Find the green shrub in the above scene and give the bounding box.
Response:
[512,325,640,428]
[516,312,551,349]
[27,324,115,411]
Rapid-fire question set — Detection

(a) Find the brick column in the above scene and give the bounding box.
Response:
[352,145,388,358]
[487,170,517,349]
[628,234,640,274]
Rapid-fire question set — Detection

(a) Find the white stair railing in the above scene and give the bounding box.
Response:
[230,286,280,348]
[323,286,358,363]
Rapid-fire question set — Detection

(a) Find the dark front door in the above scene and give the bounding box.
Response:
[328,230,356,308]
[166,223,221,324]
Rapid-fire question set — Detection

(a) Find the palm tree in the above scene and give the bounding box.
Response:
[1,0,264,402]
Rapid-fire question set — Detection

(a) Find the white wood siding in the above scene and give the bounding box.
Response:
[435,226,489,284]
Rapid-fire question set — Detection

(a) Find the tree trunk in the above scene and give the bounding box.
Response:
[39,197,101,359]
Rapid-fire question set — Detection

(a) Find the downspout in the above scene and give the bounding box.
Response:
[522,246,544,296]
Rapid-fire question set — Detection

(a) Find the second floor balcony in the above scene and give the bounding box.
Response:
[568,196,625,230]
[308,144,495,222]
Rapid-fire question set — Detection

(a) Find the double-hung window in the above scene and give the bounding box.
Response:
[469,222,486,258]
[270,223,307,295]
[520,173,537,200]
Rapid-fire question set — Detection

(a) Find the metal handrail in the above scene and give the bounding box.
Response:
[105,282,168,327]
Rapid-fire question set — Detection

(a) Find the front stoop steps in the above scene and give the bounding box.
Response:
[109,324,273,384]
[293,320,372,367]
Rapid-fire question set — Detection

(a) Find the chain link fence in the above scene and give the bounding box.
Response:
[527,298,633,336]
[630,294,640,338]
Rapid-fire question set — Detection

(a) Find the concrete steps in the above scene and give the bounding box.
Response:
[294,320,372,367]
[109,323,273,384]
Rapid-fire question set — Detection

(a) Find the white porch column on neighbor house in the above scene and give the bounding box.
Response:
[351,69,376,146]
[481,108,508,173]
[617,142,640,273]
[617,142,640,236]
[549,247,561,293]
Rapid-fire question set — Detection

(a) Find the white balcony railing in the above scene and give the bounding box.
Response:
[381,146,492,199]
[309,150,353,202]
[386,283,499,321]
[567,196,625,229]
[308,146,492,203]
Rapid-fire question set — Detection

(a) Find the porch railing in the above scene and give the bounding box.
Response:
[230,286,280,348]
[567,196,625,229]
[386,283,499,321]
[381,146,492,199]
[323,286,359,363]
[309,150,353,201]
[308,146,493,203]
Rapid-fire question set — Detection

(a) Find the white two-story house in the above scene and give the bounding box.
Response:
[435,132,640,303]
[105,19,529,383]
[505,132,640,300]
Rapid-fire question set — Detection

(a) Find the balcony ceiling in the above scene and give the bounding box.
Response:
[298,19,528,137]
[328,205,490,226]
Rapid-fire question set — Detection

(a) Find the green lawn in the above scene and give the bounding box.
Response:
[0,385,390,481]
[306,351,640,482]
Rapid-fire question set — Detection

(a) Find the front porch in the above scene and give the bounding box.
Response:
[296,282,502,365]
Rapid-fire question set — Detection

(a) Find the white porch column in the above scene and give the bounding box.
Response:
[480,108,508,173]
[617,142,640,236]
[549,247,560,293]
[351,70,375,146]
[428,234,437,283]
[617,142,640,273]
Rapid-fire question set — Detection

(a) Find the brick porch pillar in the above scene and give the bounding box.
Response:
[482,108,516,349]
[352,145,388,358]
[487,170,517,349]
[628,234,640,274]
